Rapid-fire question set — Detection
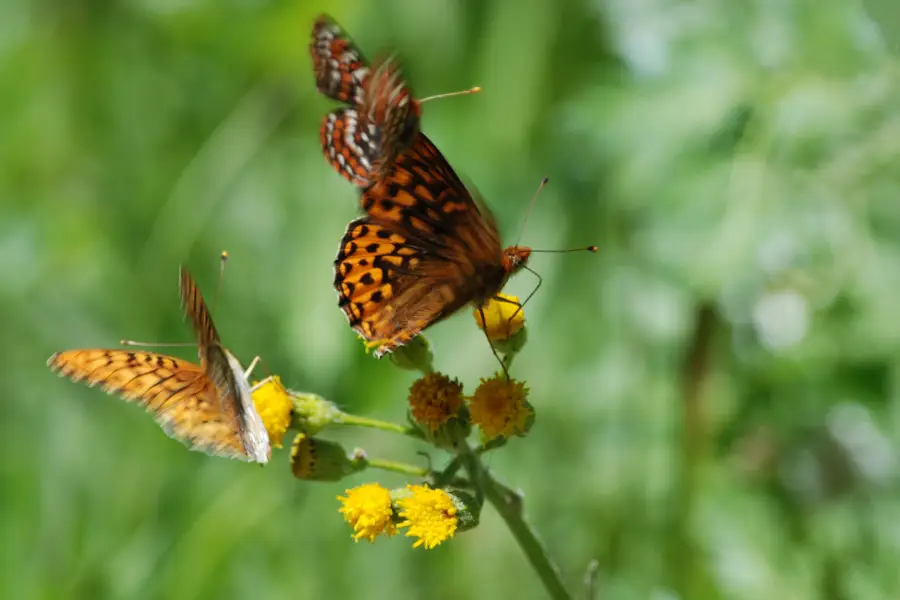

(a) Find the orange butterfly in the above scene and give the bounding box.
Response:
[47,267,271,463]
[334,131,539,358]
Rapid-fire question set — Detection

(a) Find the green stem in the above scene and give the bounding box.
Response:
[480,461,572,600]
[365,457,429,477]
[433,455,464,488]
[335,413,422,439]
[460,447,485,506]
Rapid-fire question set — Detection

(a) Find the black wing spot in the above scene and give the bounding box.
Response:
[375,228,392,239]
[370,290,384,303]
[365,243,380,253]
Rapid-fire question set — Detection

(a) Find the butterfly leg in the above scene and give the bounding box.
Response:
[479,306,511,380]
[243,355,261,380]
[499,265,544,338]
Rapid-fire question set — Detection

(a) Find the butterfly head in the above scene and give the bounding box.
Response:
[502,246,532,277]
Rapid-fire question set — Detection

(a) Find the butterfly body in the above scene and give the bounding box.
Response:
[47,268,271,464]
[334,132,532,357]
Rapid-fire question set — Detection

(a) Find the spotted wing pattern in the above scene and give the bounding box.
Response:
[311,15,420,187]
[334,132,512,357]
[310,14,369,105]
[320,108,378,187]
[46,268,270,463]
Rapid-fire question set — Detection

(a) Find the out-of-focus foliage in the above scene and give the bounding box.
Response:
[5,0,900,598]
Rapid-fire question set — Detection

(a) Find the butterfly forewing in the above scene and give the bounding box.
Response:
[310,14,369,105]
[179,266,220,366]
[47,350,251,460]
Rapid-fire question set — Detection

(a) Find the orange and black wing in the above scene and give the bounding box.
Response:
[334,133,505,356]
[310,14,369,106]
[47,349,254,460]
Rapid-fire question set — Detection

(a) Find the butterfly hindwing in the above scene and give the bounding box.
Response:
[334,215,483,357]
[320,108,378,187]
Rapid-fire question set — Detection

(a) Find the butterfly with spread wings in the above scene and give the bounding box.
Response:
[311,14,421,187]
[47,267,271,463]
[333,131,534,358]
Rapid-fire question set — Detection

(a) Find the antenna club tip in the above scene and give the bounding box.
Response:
[541,176,549,185]
[587,245,598,252]
[220,251,229,261]
[470,86,482,93]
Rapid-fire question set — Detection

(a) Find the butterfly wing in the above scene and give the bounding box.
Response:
[320,108,378,187]
[179,266,220,369]
[47,349,262,461]
[360,55,421,174]
[310,14,369,105]
[334,133,507,356]
[179,265,271,462]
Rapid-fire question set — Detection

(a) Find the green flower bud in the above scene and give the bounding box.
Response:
[290,434,360,481]
[290,391,341,435]
[389,335,434,373]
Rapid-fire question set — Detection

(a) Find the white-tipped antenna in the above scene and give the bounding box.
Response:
[119,340,196,347]
[514,176,550,247]
[419,86,481,104]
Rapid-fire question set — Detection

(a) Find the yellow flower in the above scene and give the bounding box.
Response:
[250,376,293,447]
[468,374,533,441]
[396,484,458,549]
[337,483,397,542]
[473,294,525,341]
[408,372,464,433]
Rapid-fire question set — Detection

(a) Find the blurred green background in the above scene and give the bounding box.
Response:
[6,0,900,598]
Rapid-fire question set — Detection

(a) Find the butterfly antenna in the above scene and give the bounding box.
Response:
[530,246,599,254]
[419,86,482,103]
[213,250,228,315]
[119,340,196,347]
[515,177,550,248]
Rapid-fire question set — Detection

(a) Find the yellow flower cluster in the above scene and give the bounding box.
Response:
[337,483,460,549]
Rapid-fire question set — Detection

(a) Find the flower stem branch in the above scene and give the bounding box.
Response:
[336,413,422,439]
[480,461,571,600]
[365,457,429,477]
